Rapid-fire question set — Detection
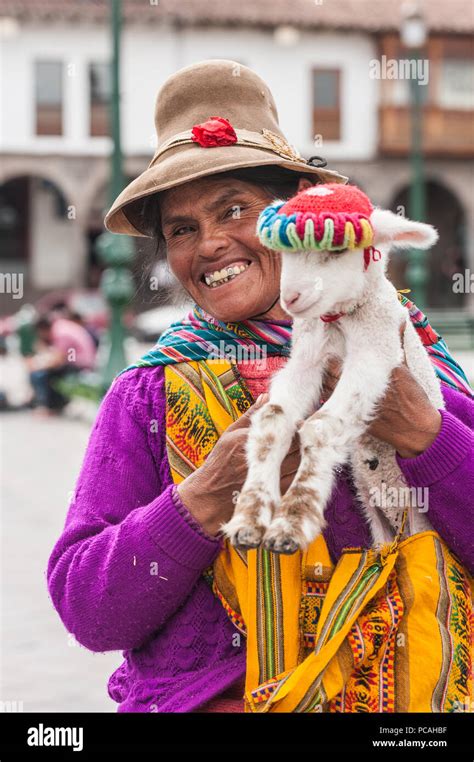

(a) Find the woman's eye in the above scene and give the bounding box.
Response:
[224,205,244,219]
[172,226,191,237]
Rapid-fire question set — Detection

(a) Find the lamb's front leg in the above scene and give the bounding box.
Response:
[264,348,397,554]
[221,358,324,550]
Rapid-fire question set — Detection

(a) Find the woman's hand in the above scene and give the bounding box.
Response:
[177,393,302,536]
[319,325,442,458]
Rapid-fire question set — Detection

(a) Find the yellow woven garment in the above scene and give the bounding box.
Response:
[164,359,473,713]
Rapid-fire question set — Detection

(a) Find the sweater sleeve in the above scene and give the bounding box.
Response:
[395,383,474,574]
[46,366,223,653]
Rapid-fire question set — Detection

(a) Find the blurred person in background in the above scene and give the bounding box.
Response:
[27,312,97,416]
[49,301,101,348]
[68,312,101,349]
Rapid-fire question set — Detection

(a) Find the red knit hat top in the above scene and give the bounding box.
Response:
[257,183,375,252]
[280,183,373,217]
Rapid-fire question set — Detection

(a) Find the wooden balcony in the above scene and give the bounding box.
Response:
[379,105,474,157]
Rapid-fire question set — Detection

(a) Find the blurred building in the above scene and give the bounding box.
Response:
[0,0,473,317]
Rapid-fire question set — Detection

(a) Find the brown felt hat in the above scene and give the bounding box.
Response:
[104,58,348,238]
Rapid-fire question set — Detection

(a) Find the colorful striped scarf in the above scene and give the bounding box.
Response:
[398,294,473,397]
[118,298,473,399]
[118,303,291,373]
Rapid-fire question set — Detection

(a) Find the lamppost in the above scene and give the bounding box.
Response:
[401,1,428,310]
[94,0,134,392]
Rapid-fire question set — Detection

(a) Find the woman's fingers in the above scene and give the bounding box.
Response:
[281,470,298,495]
[400,320,409,366]
[225,392,269,431]
[281,446,301,474]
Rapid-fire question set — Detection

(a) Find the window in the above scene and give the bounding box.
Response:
[312,68,341,141]
[35,61,63,136]
[89,62,111,136]
[438,59,474,109]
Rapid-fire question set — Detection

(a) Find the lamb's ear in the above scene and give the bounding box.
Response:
[370,208,439,250]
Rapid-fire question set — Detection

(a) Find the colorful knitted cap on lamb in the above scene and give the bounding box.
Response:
[257,183,375,253]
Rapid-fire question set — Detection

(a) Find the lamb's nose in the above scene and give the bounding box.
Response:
[283,291,301,309]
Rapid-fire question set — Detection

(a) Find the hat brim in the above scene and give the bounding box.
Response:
[104,143,348,237]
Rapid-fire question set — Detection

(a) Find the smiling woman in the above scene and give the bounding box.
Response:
[141,167,321,322]
[46,58,474,716]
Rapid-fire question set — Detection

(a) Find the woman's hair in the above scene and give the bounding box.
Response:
[135,165,319,307]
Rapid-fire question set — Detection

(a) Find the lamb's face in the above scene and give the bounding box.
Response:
[279,208,439,320]
[279,247,368,319]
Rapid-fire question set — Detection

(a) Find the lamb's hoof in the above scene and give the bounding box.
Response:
[222,487,275,549]
[262,519,301,554]
[221,513,266,550]
[234,526,265,550]
[263,534,299,555]
[263,505,326,554]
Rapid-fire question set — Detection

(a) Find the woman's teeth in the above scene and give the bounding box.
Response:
[203,262,250,288]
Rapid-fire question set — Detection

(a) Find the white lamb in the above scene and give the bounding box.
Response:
[222,183,441,553]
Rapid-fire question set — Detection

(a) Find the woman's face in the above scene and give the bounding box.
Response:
[160,175,311,322]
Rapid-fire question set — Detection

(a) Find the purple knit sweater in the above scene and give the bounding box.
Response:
[46,365,474,712]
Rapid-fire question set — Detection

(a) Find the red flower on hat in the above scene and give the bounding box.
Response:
[191,116,238,147]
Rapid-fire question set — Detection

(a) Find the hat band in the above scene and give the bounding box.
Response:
[149,127,305,167]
